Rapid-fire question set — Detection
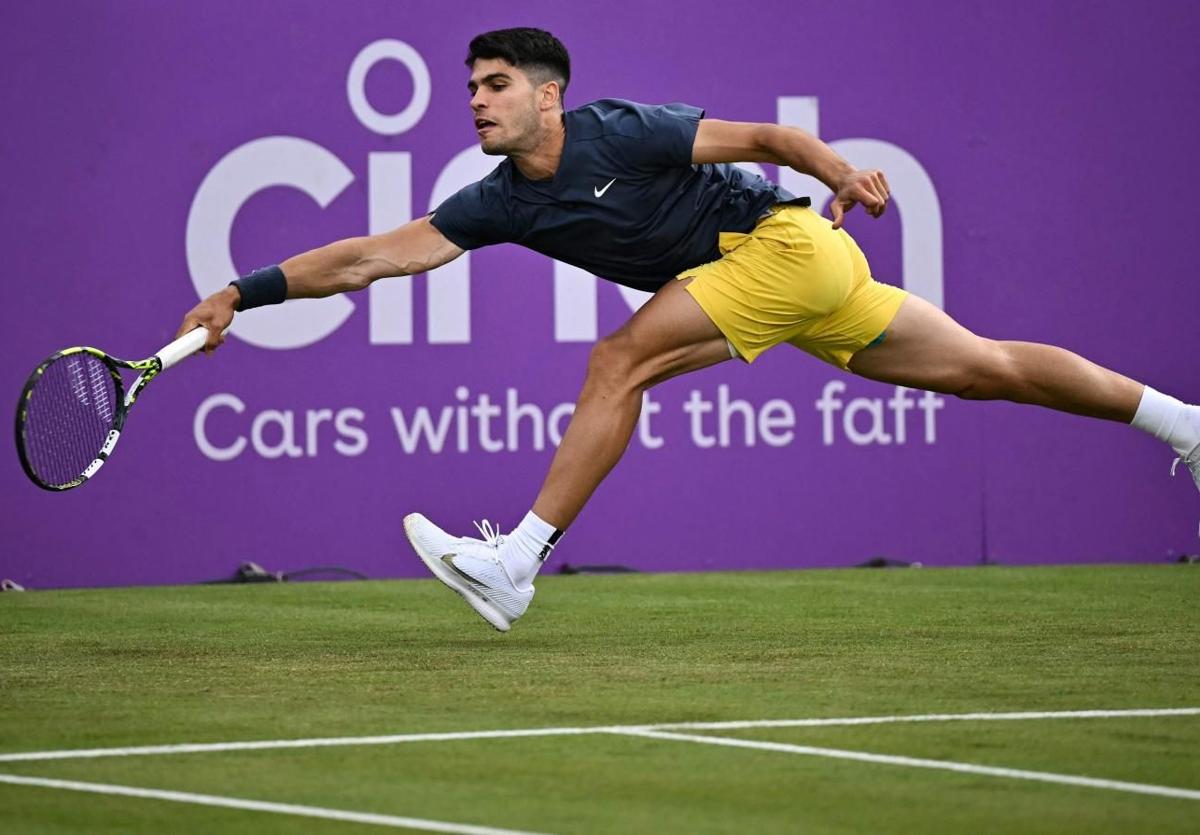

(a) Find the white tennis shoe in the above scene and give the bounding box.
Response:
[403,513,533,632]
[1168,438,1200,537]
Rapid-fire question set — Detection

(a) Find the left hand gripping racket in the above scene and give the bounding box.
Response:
[15,327,209,491]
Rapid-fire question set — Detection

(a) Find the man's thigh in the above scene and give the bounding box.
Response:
[606,277,733,387]
[847,293,993,390]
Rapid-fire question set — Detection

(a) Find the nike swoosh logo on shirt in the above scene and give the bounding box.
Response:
[594,178,616,198]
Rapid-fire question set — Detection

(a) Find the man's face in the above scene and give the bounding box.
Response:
[467,58,544,155]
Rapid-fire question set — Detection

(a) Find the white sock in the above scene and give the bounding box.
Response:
[502,511,563,587]
[1131,386,1200,454]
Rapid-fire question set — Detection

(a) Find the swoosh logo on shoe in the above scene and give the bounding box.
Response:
[594,178,616,198]
[440,554,491,601]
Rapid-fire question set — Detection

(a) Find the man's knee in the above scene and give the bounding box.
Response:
[953,340,1021,400]
[586,332,641,391]
[588,328,676,393]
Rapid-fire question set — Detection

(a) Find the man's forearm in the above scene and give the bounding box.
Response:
[280,237,396,299]
[759,125,855,191]
[235,217,459,305]
[182,218,459,343]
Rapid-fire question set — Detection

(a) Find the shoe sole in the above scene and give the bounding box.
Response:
[403,514,513,633]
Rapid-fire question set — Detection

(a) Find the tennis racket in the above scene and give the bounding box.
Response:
[15,327,210,491]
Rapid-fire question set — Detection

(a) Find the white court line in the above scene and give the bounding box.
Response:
[611,728,1200,801]
[0,707,1196,764]
[649,707,1200,732]
[0,773,551,835]
[0,726,627,763]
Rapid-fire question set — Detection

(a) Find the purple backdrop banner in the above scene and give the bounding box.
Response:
[3,1,1198,588]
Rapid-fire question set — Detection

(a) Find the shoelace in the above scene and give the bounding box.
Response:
[473,519,505,548]
[1170,442,1200,478]
[1168,446,1200,539]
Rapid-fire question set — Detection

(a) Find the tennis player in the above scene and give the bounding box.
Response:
[177,28,1200,631]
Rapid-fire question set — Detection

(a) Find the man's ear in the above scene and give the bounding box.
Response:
[539,81,562,111]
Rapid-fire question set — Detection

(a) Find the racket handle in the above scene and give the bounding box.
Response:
[156,327,210,370]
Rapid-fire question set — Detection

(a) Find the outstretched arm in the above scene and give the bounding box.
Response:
[175,216,464,352]
[692,119,890,230]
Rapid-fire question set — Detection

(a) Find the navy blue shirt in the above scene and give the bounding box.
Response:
[430,99,807,293]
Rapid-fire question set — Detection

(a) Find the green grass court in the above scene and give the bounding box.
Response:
[1,565,1197,833]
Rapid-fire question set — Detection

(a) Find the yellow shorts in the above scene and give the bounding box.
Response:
[678,205,908,369]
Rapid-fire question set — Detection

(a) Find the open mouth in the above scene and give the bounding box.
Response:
[475,117,497,134]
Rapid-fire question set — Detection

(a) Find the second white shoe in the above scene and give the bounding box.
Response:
[403,513,533,632]
[1173,441,1200,493]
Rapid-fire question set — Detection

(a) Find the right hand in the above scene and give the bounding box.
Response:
[175,286,240,354]
[828,168,890,230]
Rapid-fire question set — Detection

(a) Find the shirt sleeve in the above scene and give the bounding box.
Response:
[616,101,705,169]
[429,180,511,251]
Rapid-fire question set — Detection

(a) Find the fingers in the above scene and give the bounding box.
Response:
[830,199,845,230]
[861,173,885,217]
[833,169,892,227]
[870,169,889,217]
[179,292,237,356]
[856,171,889,219]
[203,326,225,355]
[176,319,222,356]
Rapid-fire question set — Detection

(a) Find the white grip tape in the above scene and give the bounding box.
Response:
[155,327,210,371]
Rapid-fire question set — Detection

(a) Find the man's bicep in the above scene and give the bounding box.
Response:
[691,119,781,165]
[369,216,464,277]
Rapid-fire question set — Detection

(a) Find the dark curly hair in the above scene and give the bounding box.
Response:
[466,28,571,103]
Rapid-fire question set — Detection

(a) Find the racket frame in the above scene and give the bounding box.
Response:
[15,328,207,491]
